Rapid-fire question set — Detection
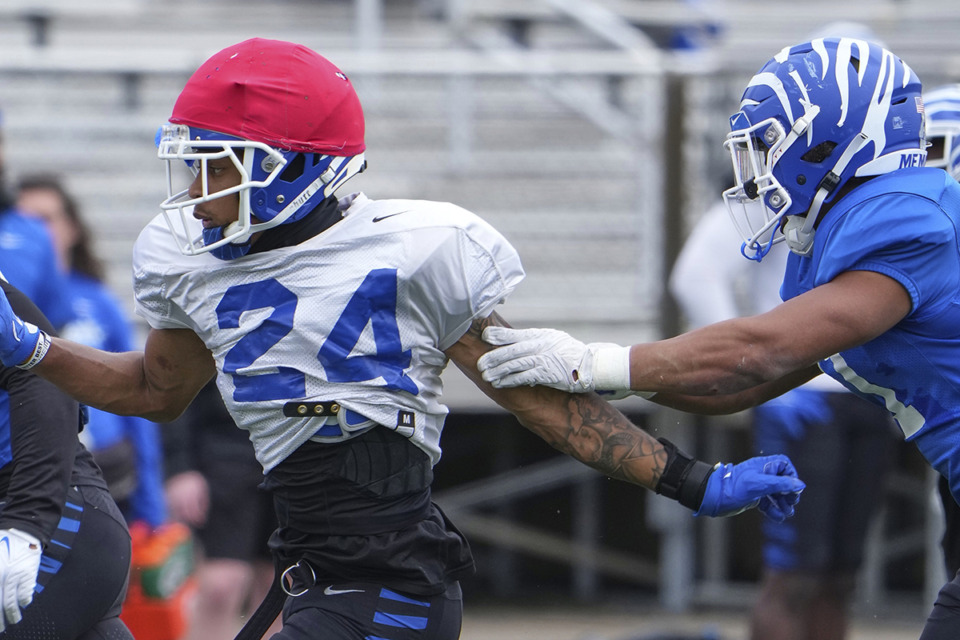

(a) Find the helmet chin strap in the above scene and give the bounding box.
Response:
[223,219,254,245]
[783,132,870,256]
[220,152,366,247]
[204,152,367,263]
[202,225,254,260]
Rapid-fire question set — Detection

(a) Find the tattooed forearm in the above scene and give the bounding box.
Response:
[521,392,668,490]
[447,312,668,492]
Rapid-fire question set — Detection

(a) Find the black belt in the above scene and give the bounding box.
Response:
[234,560,286,640]
[232,558,316,640]
[282,401,341,418]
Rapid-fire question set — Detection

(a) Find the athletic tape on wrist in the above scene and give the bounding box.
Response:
[16,331,50,370]
[653,437,716,511]
[591,346,632,390]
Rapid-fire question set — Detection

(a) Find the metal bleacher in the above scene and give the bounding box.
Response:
[0,0,666,390]
[0,0,668,607]
[0,0,958,620]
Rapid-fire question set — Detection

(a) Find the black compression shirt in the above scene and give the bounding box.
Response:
[0,280,107,545]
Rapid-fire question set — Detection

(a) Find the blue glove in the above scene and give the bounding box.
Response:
[0,288,44,369]
[695,455,804,522]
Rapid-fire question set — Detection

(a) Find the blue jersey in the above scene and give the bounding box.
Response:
[61,272,167,527]
[0,209,73,329]
[781,167,960,500]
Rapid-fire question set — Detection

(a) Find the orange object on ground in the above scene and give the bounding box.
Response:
[120,521,196,640]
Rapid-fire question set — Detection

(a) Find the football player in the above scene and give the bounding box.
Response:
[669,191,900,640]
[477,38,960,640]
[922,82,960,581]
[0,38,803,639]
[925,83,960,181]
[0,277,133,637]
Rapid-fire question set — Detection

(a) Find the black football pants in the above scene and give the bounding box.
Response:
[3,485,133,639]
[274,580,462,640]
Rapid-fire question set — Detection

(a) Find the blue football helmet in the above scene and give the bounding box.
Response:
[157,124,365,260]
[156,39,366,260]
[924,84,960,180]
[722,38,926,260]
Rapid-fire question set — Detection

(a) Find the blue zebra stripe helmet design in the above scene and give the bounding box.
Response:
[722,38,926,260]
[924,84,960,180]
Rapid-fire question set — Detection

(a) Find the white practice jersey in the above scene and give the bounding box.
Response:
[133,193,525,472]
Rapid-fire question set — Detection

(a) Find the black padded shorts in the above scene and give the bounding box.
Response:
[6,484,133,639]
[275,579,462,640]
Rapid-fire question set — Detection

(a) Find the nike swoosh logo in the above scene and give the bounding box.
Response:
[372,211,409,223]
[324,586,365,596]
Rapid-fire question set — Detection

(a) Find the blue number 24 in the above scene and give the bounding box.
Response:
[215,269,418,402]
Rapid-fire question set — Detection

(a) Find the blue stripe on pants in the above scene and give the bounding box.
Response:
[373,611,428,630]
[379,588,430,607]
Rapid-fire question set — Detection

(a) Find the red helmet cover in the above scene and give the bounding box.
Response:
[170,38,365,156]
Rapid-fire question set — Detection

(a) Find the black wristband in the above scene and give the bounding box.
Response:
[653,437,717,511]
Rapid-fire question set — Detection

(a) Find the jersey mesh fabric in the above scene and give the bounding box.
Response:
[781,168,960,500]
[133,192,524,472]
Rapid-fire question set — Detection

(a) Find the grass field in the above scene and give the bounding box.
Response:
[459,604,927,640]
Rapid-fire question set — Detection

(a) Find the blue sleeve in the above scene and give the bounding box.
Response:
[122,416,168,528]
[754,387,833,443]
[24,230,75,331]
[816,193,960,319]
[88,283,136,353]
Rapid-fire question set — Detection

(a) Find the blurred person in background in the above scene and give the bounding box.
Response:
[0,112,72,329]
[0,277,133,637]
[921,83,960,579]
[477,37,960,639]
[163,380,280,640]
[669,182,899,640]
[15,175,167,531]
[0,38,804,640]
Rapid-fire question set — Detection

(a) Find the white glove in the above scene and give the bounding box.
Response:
[0,528,41,631]
[478,326,632,393]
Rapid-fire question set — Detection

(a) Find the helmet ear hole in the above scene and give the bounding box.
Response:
[801,141,837,163]
[278,154,306,183]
